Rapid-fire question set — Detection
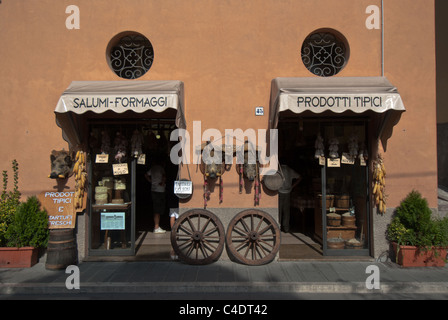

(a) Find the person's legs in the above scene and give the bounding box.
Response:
[154,213,161,230]
[152,191,166,233]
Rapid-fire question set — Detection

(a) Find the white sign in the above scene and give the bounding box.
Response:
[174,180,193,195]
[327,158,341,168]
[113,163,129,175]
[101,212,125,230]
[341,153,355,165]
[96,154,109,163]
[255,106,264,116]
[318,156,325,166]
[137,154,146,165]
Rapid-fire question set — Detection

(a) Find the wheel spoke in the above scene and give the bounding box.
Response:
[235,239,250,251]
[186,216,197,233]
[255,216,264,233]
[200,217,212,234]
[255,240,269,256]
[179,225,193,236]
[239,218,251,233]
[233,225,249,237]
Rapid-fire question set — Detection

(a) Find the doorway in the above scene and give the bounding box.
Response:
[87,119,178,260]
[277,117,371,260]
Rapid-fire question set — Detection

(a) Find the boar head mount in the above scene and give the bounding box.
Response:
[49,149,74,179]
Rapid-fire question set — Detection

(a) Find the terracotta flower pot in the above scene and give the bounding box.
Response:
[392,242,447,267]
[0,247,38,268]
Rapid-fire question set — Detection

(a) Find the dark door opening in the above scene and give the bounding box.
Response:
[277,117,371,260]
[87,119,178,260]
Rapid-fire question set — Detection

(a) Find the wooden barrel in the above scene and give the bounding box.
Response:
[345,240,364,249]
[342,215,356,227]
[318,194,334,209]
[45,229,77,270]
[327,213,341,226]
[327,239,345,249]
[335,195,350,208]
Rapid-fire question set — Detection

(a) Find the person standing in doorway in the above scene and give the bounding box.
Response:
[278,163,301,233]
[145,157,167,233]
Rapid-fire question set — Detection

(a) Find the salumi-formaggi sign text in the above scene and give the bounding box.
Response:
[71,95,170,110]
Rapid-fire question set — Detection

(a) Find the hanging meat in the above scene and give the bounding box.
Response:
[314,134,324,158]
[100,130,111,154]
[131,129,144,157]
[328,137,339,159]
[348,134,358,159]
[113,131,128,163]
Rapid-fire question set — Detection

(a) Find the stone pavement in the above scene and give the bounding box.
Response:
[1,259,448,298]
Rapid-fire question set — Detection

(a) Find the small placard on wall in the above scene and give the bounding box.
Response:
[113,163,129,175]
[96,154,109,163]
[360,158,366,166]
[137,154,146,165]
[341,153,355,165]
[327,158,341,167]
[318,156,325,166]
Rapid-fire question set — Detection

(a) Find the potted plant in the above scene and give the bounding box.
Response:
[0,160,50,268]
[0,196,49,267]
[387,190,448,267]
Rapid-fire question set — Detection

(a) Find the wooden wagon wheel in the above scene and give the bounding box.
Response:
[226,209,280,266]
[171,209,225,265]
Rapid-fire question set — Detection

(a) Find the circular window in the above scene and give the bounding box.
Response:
[107,31,154,79]
[301,29,349,77]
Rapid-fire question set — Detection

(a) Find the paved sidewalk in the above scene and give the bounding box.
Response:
[1,259,448,298]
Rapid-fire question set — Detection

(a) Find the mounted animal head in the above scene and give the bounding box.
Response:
[243,161,258,182]
[49,149,74,179]
[202,145,225,179]
[200,140,233,180]
[237,141,259,181]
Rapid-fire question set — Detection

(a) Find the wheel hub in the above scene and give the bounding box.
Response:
[192,231,203,242]
[248,231,259,241]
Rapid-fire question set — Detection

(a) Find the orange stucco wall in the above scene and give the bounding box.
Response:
[0,0,437,209]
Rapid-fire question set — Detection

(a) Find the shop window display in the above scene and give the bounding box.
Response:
[87,121,177,254]
[278,119,370,256]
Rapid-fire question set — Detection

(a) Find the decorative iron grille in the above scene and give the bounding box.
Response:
[301,32,348,77]
[110,34,154,79]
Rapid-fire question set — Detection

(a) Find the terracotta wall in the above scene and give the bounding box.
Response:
[0,0,436,208]
[381,0,437,207]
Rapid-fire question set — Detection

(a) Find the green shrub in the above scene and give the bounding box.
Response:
[387,190,448,248]
[0,160,21,246]
[5,196,49,248]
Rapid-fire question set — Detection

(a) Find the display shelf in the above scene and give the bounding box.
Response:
[92,203,131,211]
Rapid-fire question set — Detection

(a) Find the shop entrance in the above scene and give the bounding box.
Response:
[277,117,371,260]
[87,119,178,260]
